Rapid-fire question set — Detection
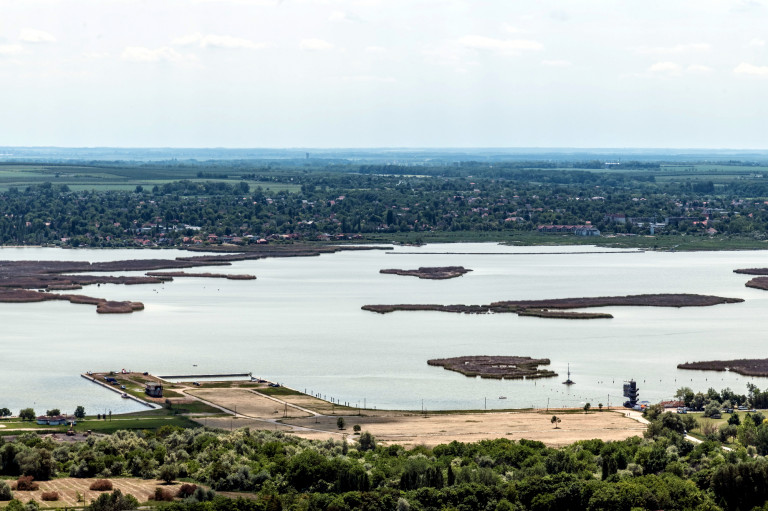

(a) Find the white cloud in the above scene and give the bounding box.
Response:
[19,29,56,44]
[734,62,768,76]
[634,43,710,55]
[172,33,268,50]
[121,46,196,63]
[458,35,543,55]
[648,61,681,74]
[0,44,23,55]
[748,38,766,47]
[541,59,572,67]
[365,46,387,54]
[300,38,334,51]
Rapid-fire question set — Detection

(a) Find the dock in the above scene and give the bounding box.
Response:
[157,372,252,380]
[80,374,158,409]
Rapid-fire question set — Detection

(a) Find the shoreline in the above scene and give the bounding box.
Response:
[2,235,768,253]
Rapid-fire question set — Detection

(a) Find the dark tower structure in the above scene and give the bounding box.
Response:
[623,380,639,408]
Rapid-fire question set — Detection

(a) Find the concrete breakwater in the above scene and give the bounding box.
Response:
[158,373,252,380]
[80,374,158,409]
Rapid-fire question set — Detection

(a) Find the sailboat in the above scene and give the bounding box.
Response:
[562,364,575,385]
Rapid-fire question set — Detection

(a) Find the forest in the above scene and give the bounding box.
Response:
[3,402,768,510]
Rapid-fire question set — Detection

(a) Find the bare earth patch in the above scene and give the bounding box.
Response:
[194,416,295,431]
[283,410,646,448]
[5,478,168,507]
[187,388,312,419]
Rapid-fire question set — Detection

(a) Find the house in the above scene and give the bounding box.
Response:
[574,225,601,237]
[145,383,163,398]
[36,415,75,426]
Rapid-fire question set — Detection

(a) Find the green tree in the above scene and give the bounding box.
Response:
[336,417,345,430]
[738,415,758,447]
[158,464,178,484]
[584,403,591,414]
[358,431,376,451]
[0,408,11,417]
[45,409,60,417]
[16,448,56,480]
[551,415,561,429]
[704,401,721,418]
[74,406,86,419]
[18,409,35,421]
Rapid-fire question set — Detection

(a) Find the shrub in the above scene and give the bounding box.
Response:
[41,492,59,501]
[176,484,197,498]
[14,476,39,491]
[0,480,12,500]
[4,499,24,511]
[89,479,113,491]
[151,487,175,502]
[87,489,139,511]
[337,417,345,430]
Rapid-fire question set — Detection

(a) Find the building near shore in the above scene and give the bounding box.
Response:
[36,415,75,426]
[145,383,163,398]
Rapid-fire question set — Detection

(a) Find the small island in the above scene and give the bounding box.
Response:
[734,268,768,275]
[145,271,257,280]
[428,356,557,379]
[678,358,768,377]
[380,266,472,280]
[733,268,768,291]
[363,293,742,319]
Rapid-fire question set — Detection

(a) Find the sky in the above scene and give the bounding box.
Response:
[1,0,767,149]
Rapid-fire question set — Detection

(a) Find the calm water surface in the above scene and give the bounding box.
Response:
[2,243,768,415]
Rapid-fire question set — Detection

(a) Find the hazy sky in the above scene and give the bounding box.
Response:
[1,0,767,148]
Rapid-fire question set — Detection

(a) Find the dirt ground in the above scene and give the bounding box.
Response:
[183,385,646,448]
[194,415,295,432]
[187,388,312,419]
[3,478,169,508]
[283,410,647,448]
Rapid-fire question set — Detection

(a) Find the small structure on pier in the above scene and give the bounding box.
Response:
[145,382,163,398]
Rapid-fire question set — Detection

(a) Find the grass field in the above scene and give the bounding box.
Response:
[0,409,197,436]
[0,163,301,193]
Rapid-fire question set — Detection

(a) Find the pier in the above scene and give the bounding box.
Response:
[157,372,252,380]
[80,374,158,409]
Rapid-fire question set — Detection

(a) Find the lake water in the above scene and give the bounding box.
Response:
[2,243,768,416]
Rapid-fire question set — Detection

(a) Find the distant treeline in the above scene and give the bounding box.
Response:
[2,159,768,246]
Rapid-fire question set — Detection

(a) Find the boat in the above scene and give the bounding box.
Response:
[121,393,129,399]
[562,364,575,385]
[498,396,507,400]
